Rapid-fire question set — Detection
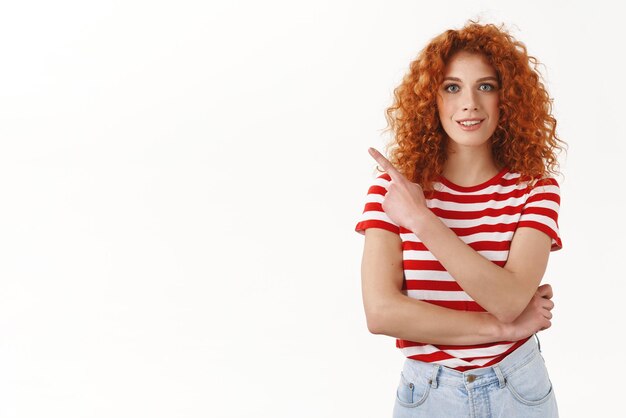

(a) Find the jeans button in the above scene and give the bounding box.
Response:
[466,374,476,383]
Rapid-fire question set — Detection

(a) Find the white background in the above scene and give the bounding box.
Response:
[0,1,623,417]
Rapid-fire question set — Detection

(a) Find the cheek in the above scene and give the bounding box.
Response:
[491,103,500,123]
[488,97,500,116]
[436,97,454,120]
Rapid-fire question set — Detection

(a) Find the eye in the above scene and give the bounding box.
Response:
[444,84,459,93]
[479,83,496,92]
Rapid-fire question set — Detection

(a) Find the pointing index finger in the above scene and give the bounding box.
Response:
[368,147,403,182]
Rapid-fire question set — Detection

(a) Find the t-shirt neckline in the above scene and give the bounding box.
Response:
[438,166,510,192]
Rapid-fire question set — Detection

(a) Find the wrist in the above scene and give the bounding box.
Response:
[496,320,516,341]
[408,206,434,236]
[480,313,514,342]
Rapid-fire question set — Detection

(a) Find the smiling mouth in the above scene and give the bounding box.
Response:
[456,119,485,131]
[456,119,484,127]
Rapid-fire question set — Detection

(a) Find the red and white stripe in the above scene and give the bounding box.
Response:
[355,169,562,371]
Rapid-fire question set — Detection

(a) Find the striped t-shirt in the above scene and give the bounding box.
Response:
[355,167,562,371]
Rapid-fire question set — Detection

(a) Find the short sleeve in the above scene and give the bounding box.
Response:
[354,172,400,235]
[517,178,563,251]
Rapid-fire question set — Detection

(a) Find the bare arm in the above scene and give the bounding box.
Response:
[361,228,552,345]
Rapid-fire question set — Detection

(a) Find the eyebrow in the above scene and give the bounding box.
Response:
[443,76,499,83]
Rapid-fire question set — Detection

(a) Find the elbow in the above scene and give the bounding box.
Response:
[495,311,518,324]
[366,319,385,335]
[494,305,525,324]
[495,290,539,323]
[364,303,391,335]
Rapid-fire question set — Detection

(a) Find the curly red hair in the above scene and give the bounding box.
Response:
[381,20,566,191]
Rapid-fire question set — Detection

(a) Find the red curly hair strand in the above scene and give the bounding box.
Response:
[381,20,566,192]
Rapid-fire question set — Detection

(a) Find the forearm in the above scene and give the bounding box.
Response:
[369,293,512,345]
[409,210,528,322]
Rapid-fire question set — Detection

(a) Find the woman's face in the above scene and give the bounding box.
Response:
[436,51,500,150]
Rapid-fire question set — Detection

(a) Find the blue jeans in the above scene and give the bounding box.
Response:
[392,334,558,417]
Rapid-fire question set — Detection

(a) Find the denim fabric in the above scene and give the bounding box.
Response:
[392,334,558,417]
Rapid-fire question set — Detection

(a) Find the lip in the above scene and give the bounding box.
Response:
[456,118,485,131]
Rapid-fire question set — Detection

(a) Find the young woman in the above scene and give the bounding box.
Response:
[355,21,565,417]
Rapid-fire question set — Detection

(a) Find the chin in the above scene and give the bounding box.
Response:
[447,136,492,148]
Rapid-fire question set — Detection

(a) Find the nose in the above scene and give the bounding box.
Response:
[462,89,479,111]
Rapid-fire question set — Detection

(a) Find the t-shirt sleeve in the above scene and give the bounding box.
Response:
[517,177,563,251]
[354,172,400,235]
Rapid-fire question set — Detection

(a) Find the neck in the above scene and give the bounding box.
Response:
[442,140,501,187]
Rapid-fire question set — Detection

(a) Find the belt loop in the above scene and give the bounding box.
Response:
[493,364,506,389]
[534,333,542,353]
[429,365,440,388]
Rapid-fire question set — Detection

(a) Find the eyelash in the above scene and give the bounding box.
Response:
[443,83,497,93]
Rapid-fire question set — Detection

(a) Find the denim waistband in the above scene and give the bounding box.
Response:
[401,334,543,390]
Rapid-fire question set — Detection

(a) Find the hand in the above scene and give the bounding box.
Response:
[504,284,554,341]
[368,148,429,230]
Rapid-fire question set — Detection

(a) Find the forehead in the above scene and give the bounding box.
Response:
[443,51,496,77]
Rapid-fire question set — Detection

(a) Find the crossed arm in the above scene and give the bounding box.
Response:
[406,208,553,324]
[361,227,554,345]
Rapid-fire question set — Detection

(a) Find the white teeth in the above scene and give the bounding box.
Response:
[459,120,481,126]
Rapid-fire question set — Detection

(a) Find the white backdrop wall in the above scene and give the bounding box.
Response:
[0,1,623,417]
